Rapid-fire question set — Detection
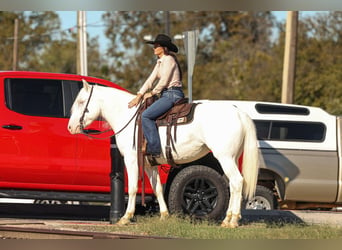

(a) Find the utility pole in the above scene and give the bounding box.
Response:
[77,11,88,76]
[183,30,199,103]
[12,19,19,71]
[281,11,298,104]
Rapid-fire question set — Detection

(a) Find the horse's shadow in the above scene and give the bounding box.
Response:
[240,209,305,226]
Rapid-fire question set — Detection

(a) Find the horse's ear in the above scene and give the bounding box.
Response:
[82,79,91,92]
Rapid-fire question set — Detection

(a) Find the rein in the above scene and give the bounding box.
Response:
[79,86,142,140]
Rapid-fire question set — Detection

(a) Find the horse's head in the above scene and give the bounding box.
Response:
[68,79,101,134]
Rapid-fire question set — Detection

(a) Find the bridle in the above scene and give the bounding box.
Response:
[79,85,94,132]
[78,85,142,140]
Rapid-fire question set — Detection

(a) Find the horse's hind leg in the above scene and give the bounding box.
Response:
[145,166,169,220]
[216,156,243,228]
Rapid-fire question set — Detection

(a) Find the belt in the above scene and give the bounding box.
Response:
[165,86,182,91]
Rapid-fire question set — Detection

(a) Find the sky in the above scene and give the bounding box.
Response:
[56,11,323,51]
[57,11,106,49]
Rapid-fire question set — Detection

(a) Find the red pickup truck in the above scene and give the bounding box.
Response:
[0,71,232,220]
[0,72,120,193]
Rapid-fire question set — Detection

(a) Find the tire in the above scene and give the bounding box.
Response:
[243,185,276,210]
[34,200,64,205]
[167,165,229,220]
[33,200,87,205]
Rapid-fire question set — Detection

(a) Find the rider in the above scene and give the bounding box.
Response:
[128,34,184,158]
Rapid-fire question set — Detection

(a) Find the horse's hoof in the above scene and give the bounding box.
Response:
[229,221,239,228]
[160,211,169,220]
[221,221,231,228]
[116,217,130,225]
[225,213,232,223]
[221,215,240,228]
[221,222,239,228]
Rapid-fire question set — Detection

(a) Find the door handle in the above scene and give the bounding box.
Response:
[2,124,23,130]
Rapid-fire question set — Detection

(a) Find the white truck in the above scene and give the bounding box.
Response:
[226,101,342,210]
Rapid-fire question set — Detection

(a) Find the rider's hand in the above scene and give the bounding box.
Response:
[143,92,153,101]
[128,94,143,108]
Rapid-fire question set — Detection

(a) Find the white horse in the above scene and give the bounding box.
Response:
[68,80,259,228]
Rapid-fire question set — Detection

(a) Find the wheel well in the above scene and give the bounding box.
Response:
[163,153,226,201]
[257,169,285,201]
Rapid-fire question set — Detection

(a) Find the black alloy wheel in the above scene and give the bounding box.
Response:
[168,165,229,220]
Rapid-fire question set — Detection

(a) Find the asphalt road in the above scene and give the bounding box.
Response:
[0,203,341,227]
[241,209,342,227]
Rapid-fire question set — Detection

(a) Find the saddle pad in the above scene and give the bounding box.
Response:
[156,102,199,127]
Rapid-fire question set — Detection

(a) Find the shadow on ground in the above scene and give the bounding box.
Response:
[240,209,305,226]
[0,202,154,221]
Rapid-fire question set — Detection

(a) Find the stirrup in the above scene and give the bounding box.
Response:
[146,155,160,166]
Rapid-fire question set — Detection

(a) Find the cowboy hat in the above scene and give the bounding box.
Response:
[146,34,178,53]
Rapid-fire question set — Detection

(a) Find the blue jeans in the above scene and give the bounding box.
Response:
[142,88,184,155]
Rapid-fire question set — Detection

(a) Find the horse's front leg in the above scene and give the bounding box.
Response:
[145,166,169,220]
[116,158,139,225]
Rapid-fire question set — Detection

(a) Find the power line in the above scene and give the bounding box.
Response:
[0,20,109,42]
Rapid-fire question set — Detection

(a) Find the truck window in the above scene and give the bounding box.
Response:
[5,78,64,117]
[62,80,83,117]
[63,80,102,118]
[254,120,326,142]
[255,103,310,115]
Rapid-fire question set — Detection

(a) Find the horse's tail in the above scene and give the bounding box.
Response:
[239,110,259,200]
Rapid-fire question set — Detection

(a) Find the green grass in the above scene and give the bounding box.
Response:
[68,214,342,239]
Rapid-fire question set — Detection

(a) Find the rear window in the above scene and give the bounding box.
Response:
[5,78,64,117]
[255,103,310,115]
[254,120,326,142]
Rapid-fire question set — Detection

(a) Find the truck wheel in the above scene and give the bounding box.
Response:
[167,165,229,220]
[34,200,65,205]
[243,185,276,210]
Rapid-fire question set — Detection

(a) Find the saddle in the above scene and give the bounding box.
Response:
[156,98,198,167]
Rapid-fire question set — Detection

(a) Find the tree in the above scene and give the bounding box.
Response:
[27,30,107,78]
[102,11,276,100]
[0,11,109,79]
[0,11,61,70]
[2,11,340,114]
[0,12,25,70]
[102,11,167,90]
[293,12,341,114]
